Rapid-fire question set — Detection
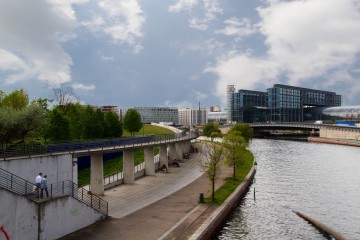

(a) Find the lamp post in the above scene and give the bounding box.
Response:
[254,161,257,199]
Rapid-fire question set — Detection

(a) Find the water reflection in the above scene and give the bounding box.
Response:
[216,139,360,240]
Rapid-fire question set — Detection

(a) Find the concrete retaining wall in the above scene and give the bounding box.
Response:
[0,188,105,240]
[190,166,255,240]
[320,128,360,140]
[0,153,74,184]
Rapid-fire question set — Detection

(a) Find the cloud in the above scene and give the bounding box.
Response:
[83,0,146,52]
[169,0,222,31]
[215,17,256,39]
[207,0,360,104]
[0,0,85,87]
[168,0,199,12]
[72,82,96,91]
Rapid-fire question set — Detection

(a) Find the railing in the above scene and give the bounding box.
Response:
[93,154,161,189]
[0,168,108,215]
[0,131,199,159]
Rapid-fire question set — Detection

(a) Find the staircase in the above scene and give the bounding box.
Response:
[0,168,108,215]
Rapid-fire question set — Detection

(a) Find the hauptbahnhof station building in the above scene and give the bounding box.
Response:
[227,84,342,123]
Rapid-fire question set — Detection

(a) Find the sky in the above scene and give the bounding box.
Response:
[1,0,360,109]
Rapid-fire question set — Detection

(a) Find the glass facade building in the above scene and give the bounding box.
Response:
[227,84,342,123]
[129,107,179,124]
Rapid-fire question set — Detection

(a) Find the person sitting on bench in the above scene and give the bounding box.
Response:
[161,164,168,172]
[172,159,180,167]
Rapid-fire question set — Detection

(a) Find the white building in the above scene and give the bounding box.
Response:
[178,108,207,126]
[127,107,179,124]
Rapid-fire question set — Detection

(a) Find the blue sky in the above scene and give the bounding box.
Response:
[1,0,360,109]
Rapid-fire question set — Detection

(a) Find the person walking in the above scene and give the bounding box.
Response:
[35,172,42,198]
[40,175,49,198]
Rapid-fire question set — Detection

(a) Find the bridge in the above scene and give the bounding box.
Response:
[250,123,360,140]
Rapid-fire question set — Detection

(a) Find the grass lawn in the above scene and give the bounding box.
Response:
[78,124,169,187]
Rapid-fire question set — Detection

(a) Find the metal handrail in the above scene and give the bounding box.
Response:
[1,131,199,159]
[0,168,108,215]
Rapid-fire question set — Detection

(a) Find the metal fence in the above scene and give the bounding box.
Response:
[0,168,108,215]
[0,131,199,159]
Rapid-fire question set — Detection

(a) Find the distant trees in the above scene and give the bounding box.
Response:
[0,88,124,144]
[123,108,143,136]
[203,122,221,138]
[44,103,123,142]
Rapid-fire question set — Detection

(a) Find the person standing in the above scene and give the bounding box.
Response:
[35,172,42,198]
[40,175,49,198]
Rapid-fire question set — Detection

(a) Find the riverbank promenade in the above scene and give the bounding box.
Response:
[61,153,232,240]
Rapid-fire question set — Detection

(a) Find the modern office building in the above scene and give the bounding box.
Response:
[127,107,179,125]
[178,108,207,126]
[227,84,342,123]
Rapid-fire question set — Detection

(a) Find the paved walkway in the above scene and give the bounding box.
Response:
[61,153,232,240]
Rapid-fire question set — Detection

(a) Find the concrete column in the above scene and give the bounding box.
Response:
[123,150,134,184]
[168,144,177,161]
[72,156,78,185]
[175,142,183,160]
[144,147,155,176]
[186,141,192,152]
[90,153,104,195]
[159,145,168,167]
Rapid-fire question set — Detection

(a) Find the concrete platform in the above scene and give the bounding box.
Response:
[61,153,232,240]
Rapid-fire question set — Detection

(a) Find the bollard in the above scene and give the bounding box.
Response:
[199,193,204,203]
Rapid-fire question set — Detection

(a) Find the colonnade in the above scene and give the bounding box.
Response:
[89,140,192,195]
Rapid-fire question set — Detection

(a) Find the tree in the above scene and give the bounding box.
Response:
[104,111,123,138]
[17,103,46,141]
[228,123,253,143]
[123,108,143,136]
[46,108,71,141]
[198,139,225,202]
[66,103,85,140]
[223,130,248,180]
[203,122,221,137]
[52,86,79,113]
[83,106,104,139]
[1,89,29,110]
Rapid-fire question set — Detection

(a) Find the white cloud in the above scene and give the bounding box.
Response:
[215,17,256,39]
[169,0,222,31]
[169,0,199,12]
[0,0,85,87]
[207,0,360,103]
[84,0,146,52]
[72,82,96,91]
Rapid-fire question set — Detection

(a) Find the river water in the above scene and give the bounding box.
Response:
[216,139,360,240]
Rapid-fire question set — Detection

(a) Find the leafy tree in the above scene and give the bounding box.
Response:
[66,103,85,140]
[104,111,123,138]
[1,89,29,110]
[123,108,143,136]
[228,123,253,143]
[46,108,71,141]
[203,122,221,137]
[198,139,225,202]
[17,103,46,141]
[0,108,19,144]
[82,106,105,139]
[223,130,248,180]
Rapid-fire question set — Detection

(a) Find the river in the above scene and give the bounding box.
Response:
[216,139,360,240]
